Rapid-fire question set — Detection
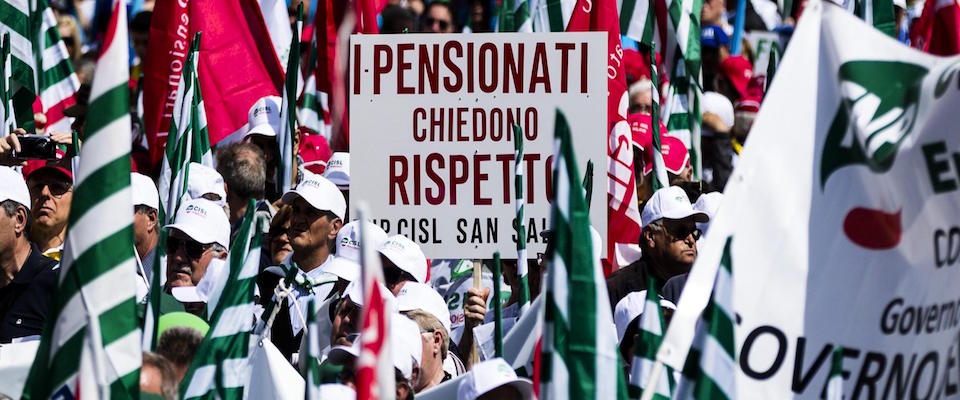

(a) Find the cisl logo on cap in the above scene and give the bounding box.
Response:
[301,178,323,189]
[384,239,406,251]
[253,106,273,118]
[329,159,344,168]
[340,236,360,250]
[184,204,208,218]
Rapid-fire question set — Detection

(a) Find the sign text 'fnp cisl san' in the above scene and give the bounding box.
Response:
[350,33,607,259]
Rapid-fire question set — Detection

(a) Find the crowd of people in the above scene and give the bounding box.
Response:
[0,0,932,397]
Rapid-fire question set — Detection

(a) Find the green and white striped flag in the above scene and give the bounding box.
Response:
[529,0,574,32]
[540,109,627,400]
[826,346,844,400]
[22,1,140,397]
[1,32,15,136]
[498,0,532,32]
[648,46,669,191]
[180,198,264,399]
[277,5,302,196]
[0,0,80,132]
[303,299,322,400]
[513,124,531,313]
[674,237,736,400]
[661,65,703,180]
[628,278,674,399]
[841,0,896,37]
[300,35,329,141]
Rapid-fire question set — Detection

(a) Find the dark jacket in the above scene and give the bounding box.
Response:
[0,244,58,343]
[605,259,666,312]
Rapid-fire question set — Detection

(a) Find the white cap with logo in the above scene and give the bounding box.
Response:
[324,152,350,188]
[693,192,724,236]
[613,290,677,343]
[378,235,427,283]
[458,357,534,400]
[131,172,159,210]
[396,282,452,334]
[0,166,30,211]
[281,172,346,220]
[641,186,709,230]
[187,163,226,206]
[245,96,282,138]
[336,220,388,264]
[165,198,231,248]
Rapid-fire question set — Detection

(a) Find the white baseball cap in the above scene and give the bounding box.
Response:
[323,257,361,283]
[702,91,735,133]
[281,172,346,220]
[391,312,423,381]
[0,167,30,211]
[187,163,226,206]
[641,186,709,230]
[457,357,533,400]
[396,282,452,335]
[131,173,159,210]
[245,96,282,138]
[171,257,227,302]
[336,220,388,264]
[343,280,396,308]
[614,290,677,343]
[693,192,724,236]
[324,152,350,188]
[378,235,427,283]
[165,198,231,248]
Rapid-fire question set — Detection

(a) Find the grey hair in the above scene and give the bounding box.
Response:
[216,142,266,200]
[404,309,448,360]
[1,200,30,235]
[142,351,178,400]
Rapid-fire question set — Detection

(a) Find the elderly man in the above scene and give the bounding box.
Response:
[397,282,461,392]
[163,198,230,293]
[244,96,283,200]
[132,173,160,302]
[24,160,73,260]
[606,186,708,309]
[216,143,272,230]
[0,167,58,343]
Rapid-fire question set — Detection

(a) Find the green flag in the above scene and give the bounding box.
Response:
[513,124,531,313]
[22,2,140,397]
[628,278,675,399]
[277,4,302,196]
[648,45,670,191]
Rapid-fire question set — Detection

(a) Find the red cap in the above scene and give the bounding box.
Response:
[23,159,72,181]
[720,55,754,99]
[643,134,690,176]
[628,113,666,152]
[735,76,765,112]
[298,132,332,175]
[624,48,665,85]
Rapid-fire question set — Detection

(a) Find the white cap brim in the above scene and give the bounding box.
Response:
[165,224,223,248]
[246,123,277,138]
[280,190,345,220]
[324,257,360,282]
[661,209,710,224]
[171,286,207,303]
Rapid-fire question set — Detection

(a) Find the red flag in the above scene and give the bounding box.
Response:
[355,207,395,400]
[143,0,284,166]
[911,0,960,55]
[567,0,644,273]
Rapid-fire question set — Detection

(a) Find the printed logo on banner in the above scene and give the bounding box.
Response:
[818,61,929,250]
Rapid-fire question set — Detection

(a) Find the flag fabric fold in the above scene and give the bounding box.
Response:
[22,1,140,397]
[355,204,395,400]
[627,279,674,399]
[277,5,303,197]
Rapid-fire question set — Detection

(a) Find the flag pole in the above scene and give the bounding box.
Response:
[731,0,747,55]
[582,160,593,211]
[493,252,504,358]
[513,124,530,313]
[639,361,666,400]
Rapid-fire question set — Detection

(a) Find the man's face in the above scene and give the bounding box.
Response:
[133,208,157,250]
[630,88,653,115]
[383,255,411,295]
[269,218,293,265]
[701,0,726,25]
[0,204,26,253]
[330,298,360,347]
[28,170,72,233]
[648,219,700,276]
[288,197,340,255]
[165,229,220,289]
[415,326,444,392]
[421,4,453,33]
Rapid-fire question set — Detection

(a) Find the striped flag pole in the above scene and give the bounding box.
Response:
[22,1,140,397]
[826,346,844,400]
[179,199,264,399]
[0,0,80,132]
[277,4,303,196]
[0,33,14,136]
[671,237,737,400]
[493,251,504,358]
[629,278,675,399]
[648,45,670,191]
[304,299,322,400]
[540,109,628,400]
[300,33,329,140]
[582,160,593,211]
[355,203,395,400]
[513,124,531,313]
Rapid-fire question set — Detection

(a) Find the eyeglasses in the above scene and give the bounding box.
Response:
[166,236,214,260]
[424,16,450,30]
[665,226,702,242]
[28,180,72,198]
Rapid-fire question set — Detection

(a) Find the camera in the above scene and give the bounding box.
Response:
[13,135,61,160]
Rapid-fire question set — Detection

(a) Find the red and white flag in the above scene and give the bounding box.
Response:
[355,205,394,400]
[142,0,284,165]
[567,0,644,273]
[910,0,960,55]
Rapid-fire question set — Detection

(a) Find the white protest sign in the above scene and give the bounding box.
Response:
[658,2,960,398]
[350,33,607,259]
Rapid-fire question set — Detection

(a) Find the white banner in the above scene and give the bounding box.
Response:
[659,2,960,399]
[349,33,608,259]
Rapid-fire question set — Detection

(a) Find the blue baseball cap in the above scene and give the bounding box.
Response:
[701,25,730,48]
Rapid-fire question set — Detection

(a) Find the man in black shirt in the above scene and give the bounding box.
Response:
[606,187,708,310]
[0,167,58,343]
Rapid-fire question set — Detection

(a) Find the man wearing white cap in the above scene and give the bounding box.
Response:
[186,162,227,207]
[132,172,160,301]
[397,282,461,392]
[457,357,534,400]
[266,172,346,357]
[0,167,59,343]
[244,96,282,199]
[327,312,422,400]
[163,198,231,293]
[606,186,708,310]
[378,235,427,296]
[324,152,349,218]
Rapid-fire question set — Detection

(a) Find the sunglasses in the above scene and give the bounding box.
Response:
[166,235,214,260]
[384,264,415,286]
[665,225,702,242]
[28,180,72,198]
[424,16,450,30]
